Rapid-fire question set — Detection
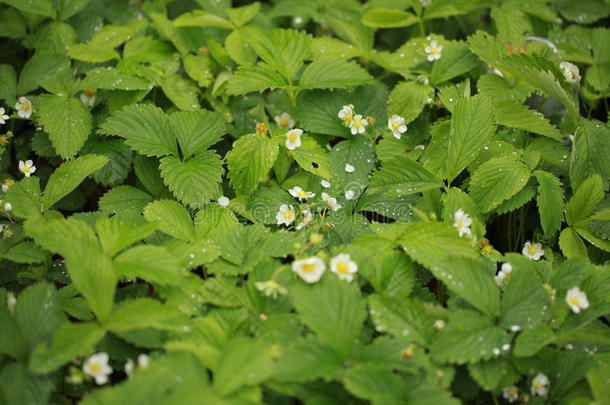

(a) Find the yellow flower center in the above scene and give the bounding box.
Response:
[337,262,349,274]
[289,134,298,142]
[302,263,315,272]
[22,167,31,174]
[392,122,399,129]
[456,220,463,228]
[353,120,362,128]
[569,296,579,305]
[297,190,307,197]
[90,363,101,373]
[283,210,293,219]
[4,180,14,187]
[431,47,439,54]
[342,113,352,122]
[279,119,289,127]
[0,136,8,145]
[534,382,542,390]
[22,103,30,111]
[528,246,538,255]
[482,246,493,254]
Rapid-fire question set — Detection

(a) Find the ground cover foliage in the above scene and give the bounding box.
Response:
[0,0,609,404]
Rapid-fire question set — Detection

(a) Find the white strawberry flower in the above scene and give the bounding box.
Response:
[254,279,288,298]
[274,112,295,129]
[80,89,96,108]
[289,186,315,201]
[424,40,443,61]
[414,144,425,150]
[560,61,580,84]
[502,386,519,403]
[522,241,544,261]
[15,97,32,119]
[18,160,36,177]
[3,202,11,212]
[453,209,472,238]
[285,128,303,150]
[83,352,113,385]
[433,319,446,330]
[345,163,355,173]
[276,204,295,226]
[531,373,549,396]
[387,114,408,139]
[2,179,15,192]
[320,179,331,188]
[291,256,326,283]
[330,253,358,282]
[349,114,368,134]
[344,190,355,200]
[565,286,589,314]
[495,262,513,286]
[321,192,342,211]
[338,104,354,125]
[217,196,230,207]
[0,107,8,124]
[296,209,313,230]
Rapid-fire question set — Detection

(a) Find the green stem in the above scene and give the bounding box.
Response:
[418,18,426,37]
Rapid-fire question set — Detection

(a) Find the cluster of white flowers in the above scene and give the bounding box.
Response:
[522,241,544,260]
[321,192,342,211]
[15,97,32,119]
[494,262,513,286]
[453,209,472,238]
[531,373,550,397]
[425,40,443,61]
[338,104,369,135]
[502,385,519,403]
[292,253,358,284]
[124,354,150,377]
[387,114,408,139]
[274,112,295,129]
[560,61,580,84]
[565,286,589,313]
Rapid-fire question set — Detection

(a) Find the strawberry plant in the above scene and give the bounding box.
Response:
[0,0,609,404]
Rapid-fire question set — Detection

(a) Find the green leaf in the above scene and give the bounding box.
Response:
[468,359,517,391]
[79,67,150,91]
[288,135,331,178]
[493,100,563,140]
[95,217,157,257]
[431,42,477,85]
[513,324,555,357]
[17,52,70,95]
[143,199,195,241]
[227,2,260,27]
[468,157,531,213]
[173,10,233,29]
[398,222,479,268]
[500,262,551,330]
[30,322,105,373]
[388,81,433,124]
[98,186,153,223]
[2,0,54,18]
[343,364,405,403]
[15,283,65,352]
[159,152,223,207]
[213,336,276,396]
[559,227,588,259]
[534,170,565,238]
[227,134,278,196]
[1,242,47,264]
[159,74,200,111]
[292,274,366,358]
[587,363,610,404]
[56,0,90,20]
[36,95,93,159]
[104,298,188,333]
[114,245,187,286]
[570,119,610,190]
[0,363,53,405]
[0,64,17,103]
[183,54,214,87]
[361,8,419,28]
[43,154,109,210]
[275,338,344,382]
[5,177,42,219]
[368,157,443,196]
[430,310,509,364]
[168,110,226,159]
[329,134,376,198]
[99,104,177,157]
[299,57,373,90]
[478,74,533,103]
[368,294,433,344]
[81,137,133,187]
[565,175,604,227]
[225,64,287,95]
[445,95,496,183]
[68,43,120,63]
